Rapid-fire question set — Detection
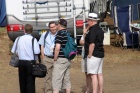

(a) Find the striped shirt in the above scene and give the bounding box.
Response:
[54,29,68,58]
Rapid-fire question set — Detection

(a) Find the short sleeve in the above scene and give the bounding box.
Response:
[55,32,63,44]
[11,37,18,53]
[38,32,46,46]
[89,30,96,44]
[34,38,40,54]
[80,35,85,41]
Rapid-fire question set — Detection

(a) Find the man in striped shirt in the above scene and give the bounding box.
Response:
[52,19,71,93]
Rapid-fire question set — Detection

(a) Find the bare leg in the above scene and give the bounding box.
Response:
[66,88,71,93]
[53,90,59,93]
[91,74,98,93]
[97,74,103,93]
[85,73,92,93]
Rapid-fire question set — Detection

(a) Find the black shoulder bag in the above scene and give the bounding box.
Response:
[32,37,47,78]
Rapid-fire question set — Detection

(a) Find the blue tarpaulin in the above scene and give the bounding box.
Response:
[0,0,7,27]
[112,0,140,20]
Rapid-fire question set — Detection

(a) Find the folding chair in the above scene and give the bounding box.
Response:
[99,22,108,33]
[99,22,111,45]
[113,5,139,48]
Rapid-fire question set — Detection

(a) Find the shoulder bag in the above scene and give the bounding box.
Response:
[9,37,20,67]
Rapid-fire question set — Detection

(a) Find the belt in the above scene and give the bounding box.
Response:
[19,60,35,62]
[46,55,54,58]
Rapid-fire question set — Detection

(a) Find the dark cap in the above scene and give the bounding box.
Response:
[58,19,67,27]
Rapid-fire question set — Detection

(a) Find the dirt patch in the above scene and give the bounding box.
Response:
[0,28,140,93]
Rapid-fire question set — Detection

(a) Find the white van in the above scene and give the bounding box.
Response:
[5,0,108,41]
[5,0,91,41]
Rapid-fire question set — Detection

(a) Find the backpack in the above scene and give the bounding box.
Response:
[61,32,77,60]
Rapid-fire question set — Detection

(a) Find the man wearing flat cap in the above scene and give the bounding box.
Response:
[52,19,71,93]
[84,13,104,93]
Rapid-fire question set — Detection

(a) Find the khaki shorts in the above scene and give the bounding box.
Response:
[87,56,104,74]
[52,58,71,91]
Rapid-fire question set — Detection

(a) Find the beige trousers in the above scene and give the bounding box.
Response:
[42,56,54,93]
[52,58,71,91]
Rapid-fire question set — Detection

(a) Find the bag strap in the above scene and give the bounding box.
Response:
[32,37,35,60]
[44,31,49,47]
[14,37,20,53]
[32,37,41,63]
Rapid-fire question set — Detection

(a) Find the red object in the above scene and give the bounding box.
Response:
[76,20,83,27]
[7,24,24,31]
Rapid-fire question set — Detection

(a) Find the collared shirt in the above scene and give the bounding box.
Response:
[38,31,57,56]
[11,34,40,60]
[54,29,68,58]
[84,24,104,58]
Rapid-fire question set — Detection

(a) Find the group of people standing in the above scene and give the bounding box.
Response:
[11,12,104,93]
[38,19,71,93]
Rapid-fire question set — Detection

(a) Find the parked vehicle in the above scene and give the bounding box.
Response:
[3,0,109,41]
[4,0,87,41]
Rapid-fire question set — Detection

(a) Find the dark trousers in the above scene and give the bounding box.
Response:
[18,60,36,93]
